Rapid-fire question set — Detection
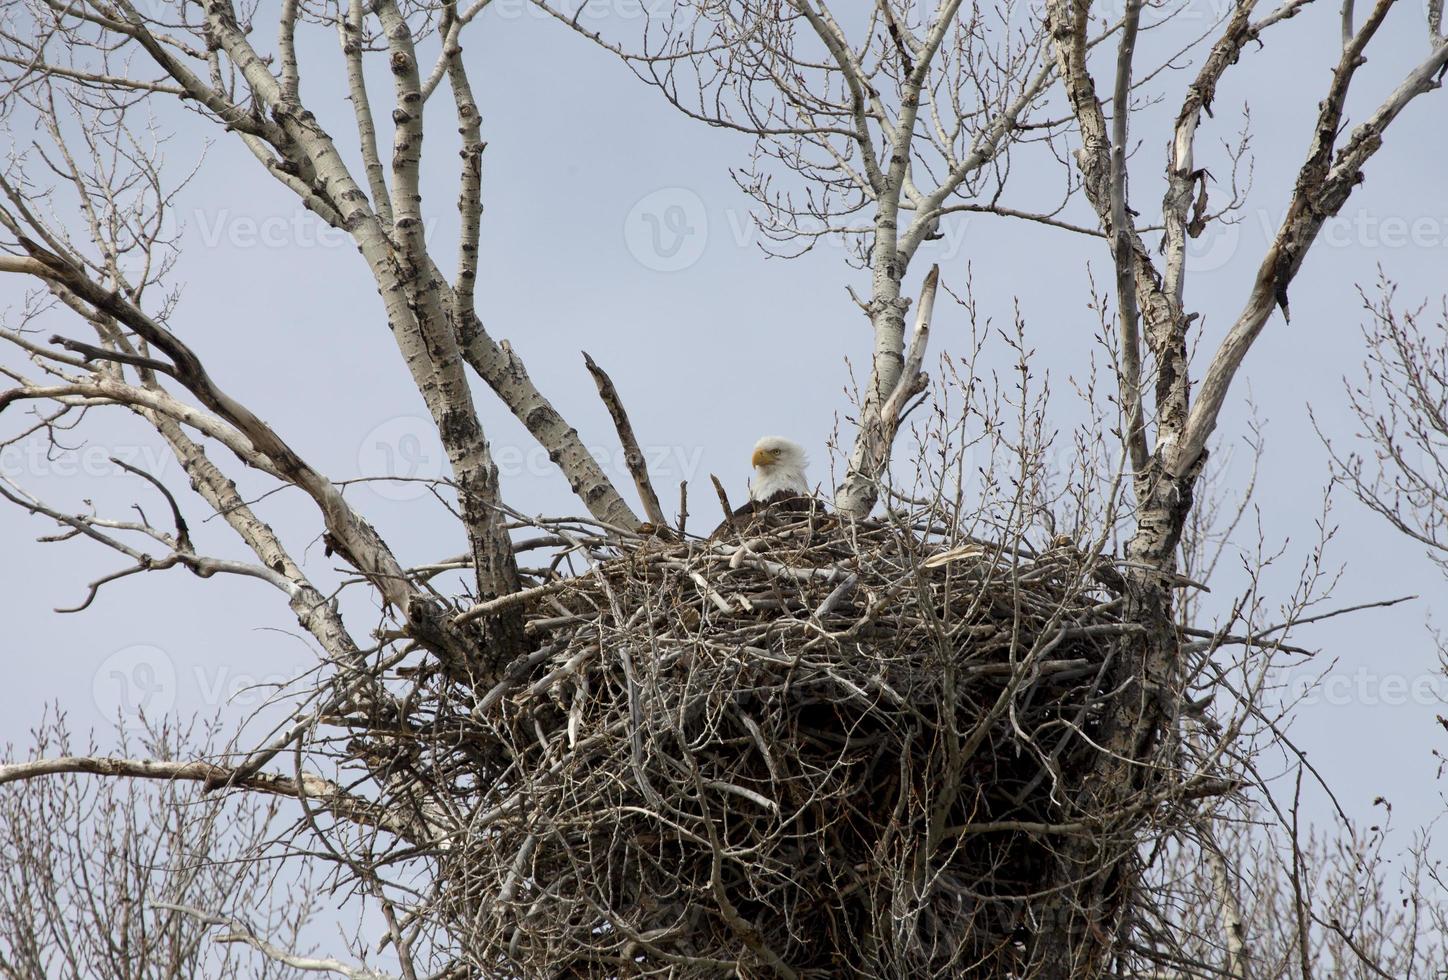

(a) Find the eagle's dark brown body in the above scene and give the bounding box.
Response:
[711,491,824,539]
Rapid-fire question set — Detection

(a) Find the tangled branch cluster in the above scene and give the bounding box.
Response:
[341,509,1195,977]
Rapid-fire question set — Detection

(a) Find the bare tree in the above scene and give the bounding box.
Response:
[0,0,1446,975]
[1324,283,1448,576]
[0,712,320,979]
[543,0,1077,518]
[1143,794,1448,978]
[586,0,1448,971]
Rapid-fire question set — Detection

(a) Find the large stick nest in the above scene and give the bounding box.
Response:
[391,510,1147,976]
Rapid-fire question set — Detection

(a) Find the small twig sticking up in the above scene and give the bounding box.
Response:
[710,474,738,537]
[678,480,689,537]
[583,352,669,529]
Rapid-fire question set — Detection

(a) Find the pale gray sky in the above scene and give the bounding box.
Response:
[2,0,1447,886]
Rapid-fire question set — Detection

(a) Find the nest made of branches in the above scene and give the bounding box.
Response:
[393,510,1150,977]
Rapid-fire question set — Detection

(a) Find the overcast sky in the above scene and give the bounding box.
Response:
[3,0,1447,899]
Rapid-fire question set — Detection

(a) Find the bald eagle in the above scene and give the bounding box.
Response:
[712,436,819,537]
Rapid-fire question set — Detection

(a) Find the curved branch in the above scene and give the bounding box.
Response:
[0,756,421,840]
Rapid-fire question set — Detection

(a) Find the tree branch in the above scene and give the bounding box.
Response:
[583,351,669,529]
[0,757,421,840]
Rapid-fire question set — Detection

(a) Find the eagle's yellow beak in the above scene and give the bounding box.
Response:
[752,447,774,468]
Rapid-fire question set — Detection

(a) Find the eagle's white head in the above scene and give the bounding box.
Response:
[749,435,809,502]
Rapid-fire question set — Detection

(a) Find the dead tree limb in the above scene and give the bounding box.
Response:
[583,351,669,529]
